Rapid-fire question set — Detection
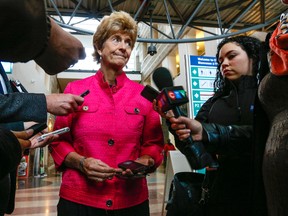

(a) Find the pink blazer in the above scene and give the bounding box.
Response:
[49,71,164,210]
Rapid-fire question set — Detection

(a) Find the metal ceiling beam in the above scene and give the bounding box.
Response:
[137,18,278,43]
[176,0,206,39]
[214,0,223,34]
[46,0,283,43]
[224,0,258,34]
[163,0,176,39]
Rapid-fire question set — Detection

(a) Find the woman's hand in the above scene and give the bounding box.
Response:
[80,157,121,182]
[152,99,203,141]
[136,155,155,167]
[169,116,203,141]
[152,99,175,119]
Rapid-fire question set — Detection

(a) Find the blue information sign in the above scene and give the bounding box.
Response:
[188,55,217,118]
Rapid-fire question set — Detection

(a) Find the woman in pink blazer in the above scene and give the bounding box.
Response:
[49,11,164,216]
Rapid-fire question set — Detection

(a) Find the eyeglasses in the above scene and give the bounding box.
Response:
[109,35,132,49]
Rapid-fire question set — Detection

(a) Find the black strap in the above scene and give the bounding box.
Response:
[199,167,217,204]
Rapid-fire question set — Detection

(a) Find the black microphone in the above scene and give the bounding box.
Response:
[152,67,218,169]
[140,67,173,103]
[152,67,174,91]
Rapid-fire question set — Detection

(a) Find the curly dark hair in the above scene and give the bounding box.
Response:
[214,35,262,93]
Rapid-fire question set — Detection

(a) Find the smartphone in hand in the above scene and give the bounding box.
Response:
[27,122,47,139]
[24,122,47,155]
[37,127,70,142]
[118,160,149,174]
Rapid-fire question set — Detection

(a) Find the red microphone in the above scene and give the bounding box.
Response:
[281,0,288,5]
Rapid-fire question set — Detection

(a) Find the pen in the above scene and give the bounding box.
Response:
[80,90,90,97]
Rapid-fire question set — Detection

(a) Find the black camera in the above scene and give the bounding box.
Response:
[147,45,157,56]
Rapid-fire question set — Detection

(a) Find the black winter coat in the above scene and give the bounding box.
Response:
[194,76,267,216]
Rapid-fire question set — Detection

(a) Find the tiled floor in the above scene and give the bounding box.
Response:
[10,165,167,216]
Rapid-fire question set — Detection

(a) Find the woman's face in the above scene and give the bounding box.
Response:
[218,42,253,80]
[99,32,132,70]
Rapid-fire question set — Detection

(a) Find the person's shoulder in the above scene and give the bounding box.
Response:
[125,78,144,90]
[69,75,95,86]
[64,74,95,93]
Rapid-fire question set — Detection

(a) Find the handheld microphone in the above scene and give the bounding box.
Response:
[152,67,174,90]
[141,67,188,116]
[152,67,218,169]
[140,85,159,102]
[141,67,176,103]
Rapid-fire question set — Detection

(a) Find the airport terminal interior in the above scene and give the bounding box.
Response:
[2,0,286,215]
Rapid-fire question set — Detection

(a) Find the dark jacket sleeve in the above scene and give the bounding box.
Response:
[0,122,24,131]
[202,123,253,155]
[166,118,217,169]
[0,128,22,179]
[0,93,47,123]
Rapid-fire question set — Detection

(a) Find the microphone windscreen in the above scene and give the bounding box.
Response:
[152,67,174,90]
